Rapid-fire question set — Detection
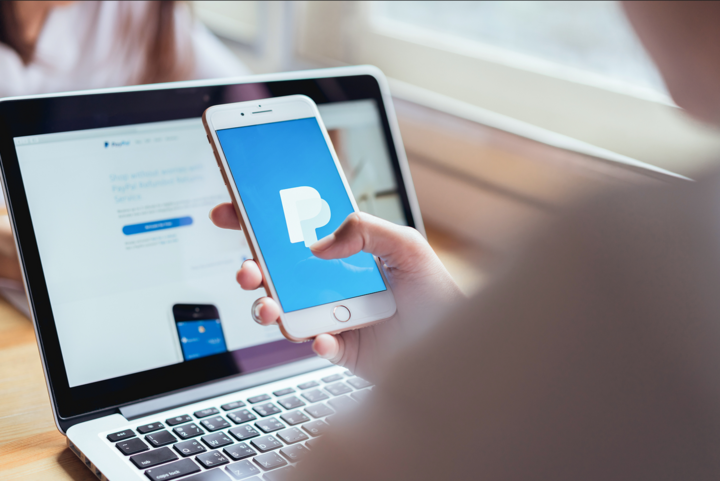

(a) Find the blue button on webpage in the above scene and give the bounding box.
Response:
[122,216,193,236]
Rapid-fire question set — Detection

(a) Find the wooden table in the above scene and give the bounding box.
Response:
[0,297,94,480]
[0,226,484,481]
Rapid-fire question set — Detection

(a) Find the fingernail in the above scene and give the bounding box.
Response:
[312,343,332,359]
[252,301,263,324]
[310,234,335,252]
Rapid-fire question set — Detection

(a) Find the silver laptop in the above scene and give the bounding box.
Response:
[0,66,424,481]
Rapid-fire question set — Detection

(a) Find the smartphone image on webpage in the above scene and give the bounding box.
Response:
[173,304,228,361]
[202,95,396,342]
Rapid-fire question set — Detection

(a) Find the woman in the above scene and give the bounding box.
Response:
[212,2,720,479]
[0,1,248,96]
[0,1,248,298]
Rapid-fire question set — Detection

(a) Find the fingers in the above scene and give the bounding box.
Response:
[210,203,241,230]
[251,297,281,326]
[236,260,264,290]
[312,333,344,364]
[310,212,430,270]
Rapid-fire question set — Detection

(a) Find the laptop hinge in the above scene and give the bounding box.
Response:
[119,357,330,420]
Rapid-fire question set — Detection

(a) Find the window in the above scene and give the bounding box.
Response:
[373,1,666,97]
[293,1,720,176]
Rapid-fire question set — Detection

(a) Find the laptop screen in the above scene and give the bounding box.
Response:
[13,99,406,388]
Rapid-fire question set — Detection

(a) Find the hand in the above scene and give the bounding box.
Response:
[210,204,464,380]
[0,214,22,282]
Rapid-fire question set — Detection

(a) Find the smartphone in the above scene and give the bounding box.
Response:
[173,304,228,361]
[202,95,396,342]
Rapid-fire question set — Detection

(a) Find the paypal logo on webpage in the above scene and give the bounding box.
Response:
[104,140,130,148]
[280,186,331,248]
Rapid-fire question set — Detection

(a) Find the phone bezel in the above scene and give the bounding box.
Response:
[203,95,396,341]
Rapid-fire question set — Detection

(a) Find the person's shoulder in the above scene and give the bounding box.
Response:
[560,167,718,246]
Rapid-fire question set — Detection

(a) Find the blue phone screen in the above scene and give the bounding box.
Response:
[216,117,387,313]
[176,319,227,361]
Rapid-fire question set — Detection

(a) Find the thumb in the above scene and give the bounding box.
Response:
[310,212,430,270]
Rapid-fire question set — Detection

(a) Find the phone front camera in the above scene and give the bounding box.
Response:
[241,113,244,116]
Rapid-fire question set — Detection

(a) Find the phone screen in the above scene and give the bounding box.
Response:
[216,117,387,313]
[176,319,227,361]
[174,304,228,361]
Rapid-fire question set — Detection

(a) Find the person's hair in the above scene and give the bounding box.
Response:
[0,1,192,84]
[0,2,31,63]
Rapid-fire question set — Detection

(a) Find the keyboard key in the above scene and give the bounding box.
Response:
[145,430,177,448]
[280,410,310,426]
[347,377,372,389]
[343,370,353,376]
[145,458,200,481]
[202,432,233,449]
[351,389,371,403]
[252,402,281,417]
[277,396,305,410]
[321,374,343,383]
[255,417,284,433]
[223,442,256,461]
[324,382,353,396]
[107,429,135,442]
[297,381,319,390]
[116,437,149,456]
[325,415,338,424]
[247,394,271,404]
[201,416,231,432]
[173,423,204,440]
[174,439,207,457]
[276,427,308,445]
[225,459,260,479]
[221,401,246,411]
[305,438,321,450]
[252,452,287,471]
[272,388,295,397]
[166,415,192,426]
[279,444,309,462]
[263,466,295,481]
[130,446,177,469]
[301,389,328,403]
[250,435,282,453]
[302,420,328,437]
[304,403,334,419]
[184,469,232,481]
[229,425,260,441]
[137,422,164,434]
[196,450,230,469]
[328,395,358,412]
[194,408,220,418]
[227,409,256,425]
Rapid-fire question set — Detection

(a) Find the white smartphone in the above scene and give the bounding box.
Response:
[202,95,396,342]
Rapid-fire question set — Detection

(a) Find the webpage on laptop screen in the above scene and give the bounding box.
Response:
[13,99,406,388]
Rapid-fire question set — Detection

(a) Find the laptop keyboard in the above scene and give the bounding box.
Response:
[103,369,371,480]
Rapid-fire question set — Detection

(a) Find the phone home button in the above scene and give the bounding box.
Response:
[333,305,351,323]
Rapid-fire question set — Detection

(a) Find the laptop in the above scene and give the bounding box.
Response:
[0,66,424,481]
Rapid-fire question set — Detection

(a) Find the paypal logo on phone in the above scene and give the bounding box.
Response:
[280,186,331,247]
[217,117,386,312]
